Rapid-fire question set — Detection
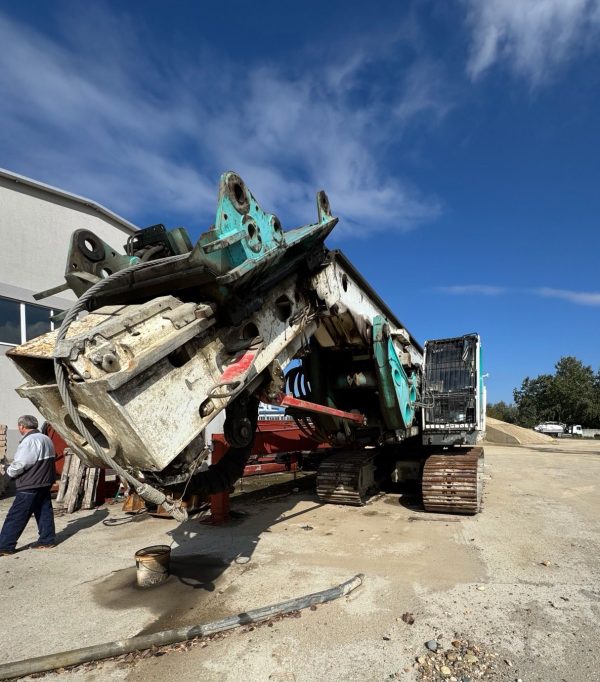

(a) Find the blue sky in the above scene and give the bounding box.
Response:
[1,0,599,402]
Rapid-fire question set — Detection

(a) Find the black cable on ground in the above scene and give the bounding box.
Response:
[0,574,364,680]
[102,509,149,526]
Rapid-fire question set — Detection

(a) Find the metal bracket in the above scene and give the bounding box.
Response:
[208,338,264,399]
[189,172,338,286]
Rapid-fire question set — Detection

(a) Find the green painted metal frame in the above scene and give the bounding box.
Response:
[372,315,418,430]
[51,171,338,304]
[189,172,337,285]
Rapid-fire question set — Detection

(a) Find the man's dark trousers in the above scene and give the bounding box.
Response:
[0,487,56,551]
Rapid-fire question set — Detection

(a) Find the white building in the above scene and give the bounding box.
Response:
[0,169,138,453]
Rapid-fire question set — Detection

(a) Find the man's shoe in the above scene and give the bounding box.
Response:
[0,549,15,556]
[31,543,56,550]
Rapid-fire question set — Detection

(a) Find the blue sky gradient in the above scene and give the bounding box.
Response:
[1,0,599,402]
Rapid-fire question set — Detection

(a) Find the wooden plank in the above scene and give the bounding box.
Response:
[63,456,80,513]
[81,468,100,510]
[81,468,93,509]
[66,457,86,513]
[55,451,73,504]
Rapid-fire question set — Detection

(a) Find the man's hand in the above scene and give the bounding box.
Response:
[0,463,6,477]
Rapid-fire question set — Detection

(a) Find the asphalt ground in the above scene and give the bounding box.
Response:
[1,438,599,682]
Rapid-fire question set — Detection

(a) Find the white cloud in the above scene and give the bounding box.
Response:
[437,284,600,306]
[437,285,508,296]
[394,60,455,126]
[535,287,600,306]
[0,9,448,238]
[464,0,600,84]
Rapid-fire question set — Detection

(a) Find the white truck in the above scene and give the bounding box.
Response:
[534,422,583,438]
[534,421,564,436]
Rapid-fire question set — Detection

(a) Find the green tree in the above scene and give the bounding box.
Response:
[551,357,597,426]
[513,374,556,428]
[594,370,600,423]
[487,401,517,423]
[513,357,600,428]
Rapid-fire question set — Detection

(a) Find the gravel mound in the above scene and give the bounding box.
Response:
[485,417,553,445]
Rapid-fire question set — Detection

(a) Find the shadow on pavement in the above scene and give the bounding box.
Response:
[54,507,110,545]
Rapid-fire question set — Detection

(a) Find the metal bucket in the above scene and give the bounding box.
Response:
[135,545,171,588]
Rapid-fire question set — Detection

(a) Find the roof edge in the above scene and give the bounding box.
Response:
[0,167,138,235]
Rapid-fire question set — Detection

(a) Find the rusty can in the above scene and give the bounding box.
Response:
[135,545,171,588]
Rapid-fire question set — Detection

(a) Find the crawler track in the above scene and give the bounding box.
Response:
[421,447,484,515]
[316,451,377,506]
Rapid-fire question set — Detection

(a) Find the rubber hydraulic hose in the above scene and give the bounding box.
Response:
[0,574,364,680]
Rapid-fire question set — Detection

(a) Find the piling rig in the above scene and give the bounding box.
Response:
[8,172,485,521]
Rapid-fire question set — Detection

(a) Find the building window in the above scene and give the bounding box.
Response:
[0,297,21,345]
[25,304,53,340]
[0,296,61,346]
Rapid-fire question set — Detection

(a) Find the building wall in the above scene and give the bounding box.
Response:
[0,172,137,455]
[0,177,135,296]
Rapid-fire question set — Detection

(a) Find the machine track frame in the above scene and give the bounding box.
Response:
[316,450,378,506]
[421,447,484,515]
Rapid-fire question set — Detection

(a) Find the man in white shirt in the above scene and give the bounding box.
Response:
[0,415,56,555]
